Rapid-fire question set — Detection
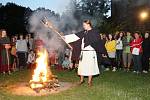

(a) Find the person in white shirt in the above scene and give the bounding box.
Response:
[115,32,124,69]
[16,34,28,70]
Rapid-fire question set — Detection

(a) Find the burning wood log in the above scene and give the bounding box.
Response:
[29,48,60,93]
[29,78,60,93]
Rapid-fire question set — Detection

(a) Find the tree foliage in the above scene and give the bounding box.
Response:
[0,3,59,36]
[0,3,33,35]
[75,0,110,29]
[0,1,111,35]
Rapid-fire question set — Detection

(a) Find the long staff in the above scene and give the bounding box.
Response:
[41,17,73,62]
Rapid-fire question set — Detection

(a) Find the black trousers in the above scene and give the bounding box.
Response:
[116,50,123,68]
[142,54,149,71]
[109,58,116,68]
[133,54,142,72]
[17,52,27,69]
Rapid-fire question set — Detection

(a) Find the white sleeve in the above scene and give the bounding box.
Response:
[27,54,31,63]
[16,40,19,50]
[64,34,80,43]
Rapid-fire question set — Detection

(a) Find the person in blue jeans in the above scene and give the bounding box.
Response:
[130,32,143,73]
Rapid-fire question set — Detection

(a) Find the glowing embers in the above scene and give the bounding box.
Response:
[29,48,59,93]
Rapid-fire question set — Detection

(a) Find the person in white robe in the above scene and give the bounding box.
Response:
[64,20,106,86]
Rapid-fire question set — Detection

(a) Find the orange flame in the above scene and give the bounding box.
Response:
[30,48,50,89]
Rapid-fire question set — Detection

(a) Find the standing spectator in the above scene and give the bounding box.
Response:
[115,32,124,69]
[14,34,19,68]
[130,32,143,73]
[102,34,108,42]
[14,34,18,41]
[0,29,11,74]
[28,33,34,50]
[105,34,117,71]
[49,50,57,66]
[69,39,81,70]
[10,36,17,71]
[16,34,28,70]
[99,34,109,71]
[25,34,30,51]
[142,32,150,73]
[25,35,30,65]
[101,34,107,46]
[122,32,133,71]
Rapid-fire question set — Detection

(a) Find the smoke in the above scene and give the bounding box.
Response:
[59,0,81,34]
[27,1,80,55]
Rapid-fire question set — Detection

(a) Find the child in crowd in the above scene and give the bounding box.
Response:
[62,55,71,70]
[27,50,35,69]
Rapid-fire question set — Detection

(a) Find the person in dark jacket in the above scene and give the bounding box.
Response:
[142,32,150,73]
[69,39,81,70]
[64,20,107,86]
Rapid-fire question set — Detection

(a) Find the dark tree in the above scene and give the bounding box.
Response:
[0,3,33,36]
[111,0,150,33]
[76,0,110,28]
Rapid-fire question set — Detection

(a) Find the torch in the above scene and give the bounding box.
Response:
[41,17,73,63]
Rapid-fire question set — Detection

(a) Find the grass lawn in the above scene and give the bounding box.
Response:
[0,68,150,100]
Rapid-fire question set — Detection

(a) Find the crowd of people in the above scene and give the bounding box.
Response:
[0,29,73,75]
[0,24,150,79]
[0,29,34,74]
[100,31,150,74]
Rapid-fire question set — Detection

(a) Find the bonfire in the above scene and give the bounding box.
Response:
[29,48,60,93]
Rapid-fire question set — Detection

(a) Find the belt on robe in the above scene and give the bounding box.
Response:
[81,50,95,51]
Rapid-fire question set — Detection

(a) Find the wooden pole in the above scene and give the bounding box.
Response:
[41,17,73,62]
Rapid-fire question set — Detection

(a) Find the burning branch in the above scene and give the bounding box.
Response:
[41,17,73,62]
